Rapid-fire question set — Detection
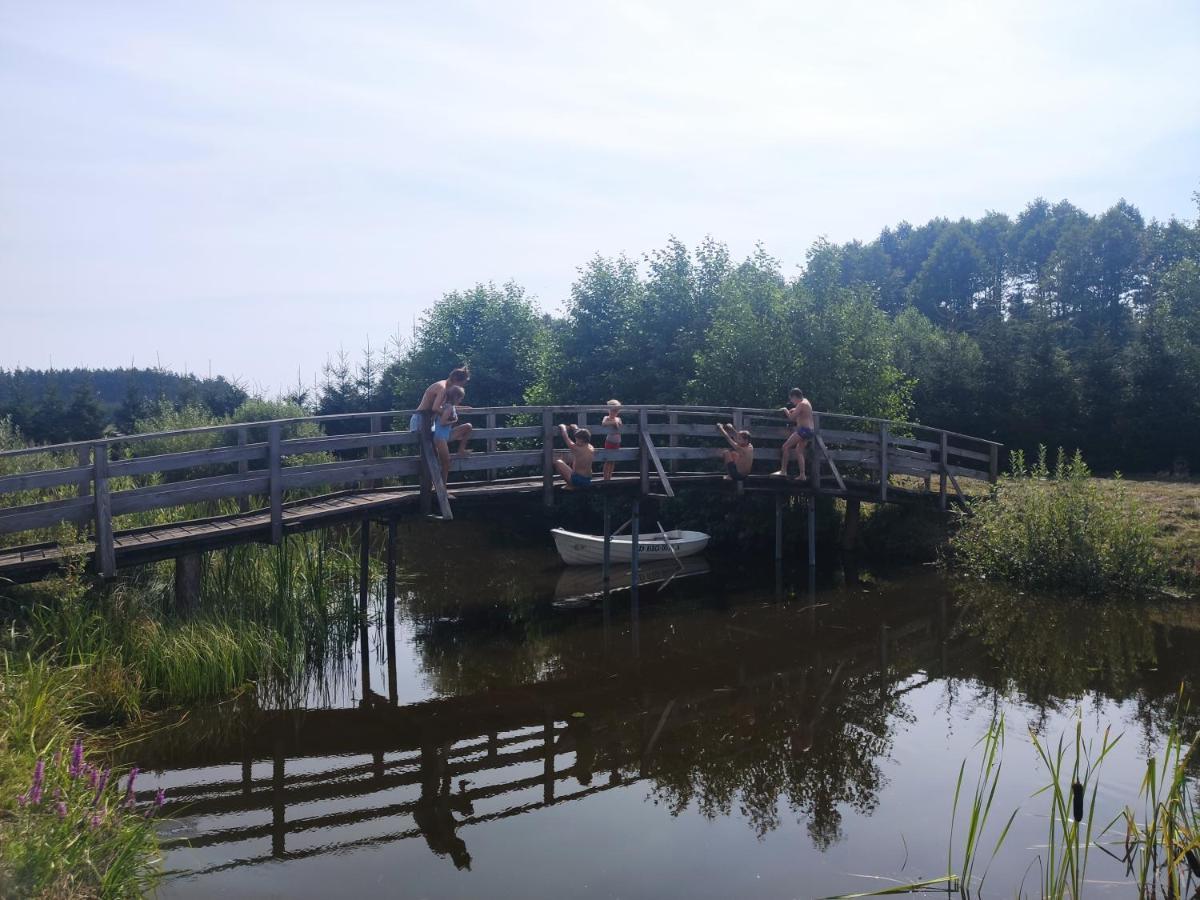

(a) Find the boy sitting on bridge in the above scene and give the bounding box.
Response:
[717,423,754,481]
[554,423,595,490]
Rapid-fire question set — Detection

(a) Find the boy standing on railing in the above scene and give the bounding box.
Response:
[410,367,472,456]
[600,400,622,481]
[554,423,595,490]
[772,388,814,481]
[717,423,754,481]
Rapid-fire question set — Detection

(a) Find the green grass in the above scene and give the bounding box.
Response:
[0,657,162,898]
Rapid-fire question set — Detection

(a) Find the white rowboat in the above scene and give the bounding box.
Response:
[550,527,710,566]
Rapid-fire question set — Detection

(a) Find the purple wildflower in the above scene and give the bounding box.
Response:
[123,767,139,807]
[70,739,84,778]
[93,768,110,806]
[29,759,45,805]
[55,801,67,819]
[17,794,27,808]
[53,788,62,800]
[155,788,166,808]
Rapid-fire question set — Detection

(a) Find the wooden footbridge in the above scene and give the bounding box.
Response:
[0,405,1000,586]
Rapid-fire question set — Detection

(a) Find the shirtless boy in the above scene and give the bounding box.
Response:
[411,367,472,456]
[717,423,754,481]
[600,400,622,481]
[772,388,814,480]
[554,423,595,490]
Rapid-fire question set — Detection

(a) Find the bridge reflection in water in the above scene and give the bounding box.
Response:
[129,564,972,882]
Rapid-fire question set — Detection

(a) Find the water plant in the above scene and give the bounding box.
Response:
[948,446,1165,597]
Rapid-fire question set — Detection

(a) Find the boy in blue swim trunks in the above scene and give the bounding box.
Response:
[772,387,815,481]
[433,385,471,483]
[554,423,595,490]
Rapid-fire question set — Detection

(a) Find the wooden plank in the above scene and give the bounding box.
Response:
[109,474,271,516]
[282,431,418,456]
[542,411,554,508]
[76,445,91,500]
[93,445,115,578]
[0,495,94,534]
[269,424,282,544]
[282,458,420,491]
[108,443,268,479]
[640,429,674,498]
[368,414,382,490]
[989,444,1000,483]
[0,464,94,495]
[668,412,678,475]
[814,434,846,492]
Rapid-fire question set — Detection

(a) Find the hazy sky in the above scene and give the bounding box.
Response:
[2,1,1198,393]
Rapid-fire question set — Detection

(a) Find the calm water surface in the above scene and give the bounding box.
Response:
[127,519,1200,899]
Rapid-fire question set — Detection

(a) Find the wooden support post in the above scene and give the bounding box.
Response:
[92,444,115,579]
[271,741,286,858]
[668,411,678,474]
[486,412,497,482]
[602,495,612,585]
[367,414,382,489]
[811,412,822,494]
[241,756,253,797]
[385,519,398,705]
[268,423,283,544]
[879,422,889,503]
[842,497,861,551]
[543,712,555,805]
[939,432,949,512]
[630,498,640,594]
[807,498,816,567]
[236,427,249,512]
[358,519,370,617]
[542,410,555,508]
[774,493,784,561]
[173,552,202,618]
[732,410,745,495]
[638,410,650,495]
[989,444,1000,484]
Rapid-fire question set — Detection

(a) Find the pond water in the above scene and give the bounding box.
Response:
[127,517,1199,899]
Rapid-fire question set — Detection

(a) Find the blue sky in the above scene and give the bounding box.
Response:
[2,1,1198,393]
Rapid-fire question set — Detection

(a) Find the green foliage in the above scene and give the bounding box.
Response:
[949,448,1166,596]
[0,658,160,897]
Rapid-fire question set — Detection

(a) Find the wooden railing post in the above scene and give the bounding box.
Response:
[668,411,679,474]
[811,412,822,497]
[76,445,91,500]
[236,427,250,512]
[92,443,115,578]
[939,431,948,511]
[368,414,382,489]
[879,422,889,503]
[731,410,744,495]
[268,423,283,544]
[417,414,432,514]
[542,410,555,507]
[988,444,1000,484]
[486,412,497,483]
[638,409,650,495]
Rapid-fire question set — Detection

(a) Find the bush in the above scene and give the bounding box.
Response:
[948,447,1165,597]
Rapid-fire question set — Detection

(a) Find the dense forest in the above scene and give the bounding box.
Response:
[4,195,1198,472]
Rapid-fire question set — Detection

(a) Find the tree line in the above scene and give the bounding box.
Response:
[4,194,1197,472]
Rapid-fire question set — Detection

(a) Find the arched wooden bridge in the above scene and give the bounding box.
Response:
[0,405,1000,583]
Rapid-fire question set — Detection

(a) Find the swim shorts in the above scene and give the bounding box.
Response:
[409,413,426,432]
[795,426,815,440]
[725,461,747,482]
[604,436,621,449]
[433,423,452,442]
[570,472,592,489]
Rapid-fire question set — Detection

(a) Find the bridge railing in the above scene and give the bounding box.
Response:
[0,405,1001,576]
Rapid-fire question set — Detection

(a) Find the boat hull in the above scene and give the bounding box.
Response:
[550,528,710,566]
